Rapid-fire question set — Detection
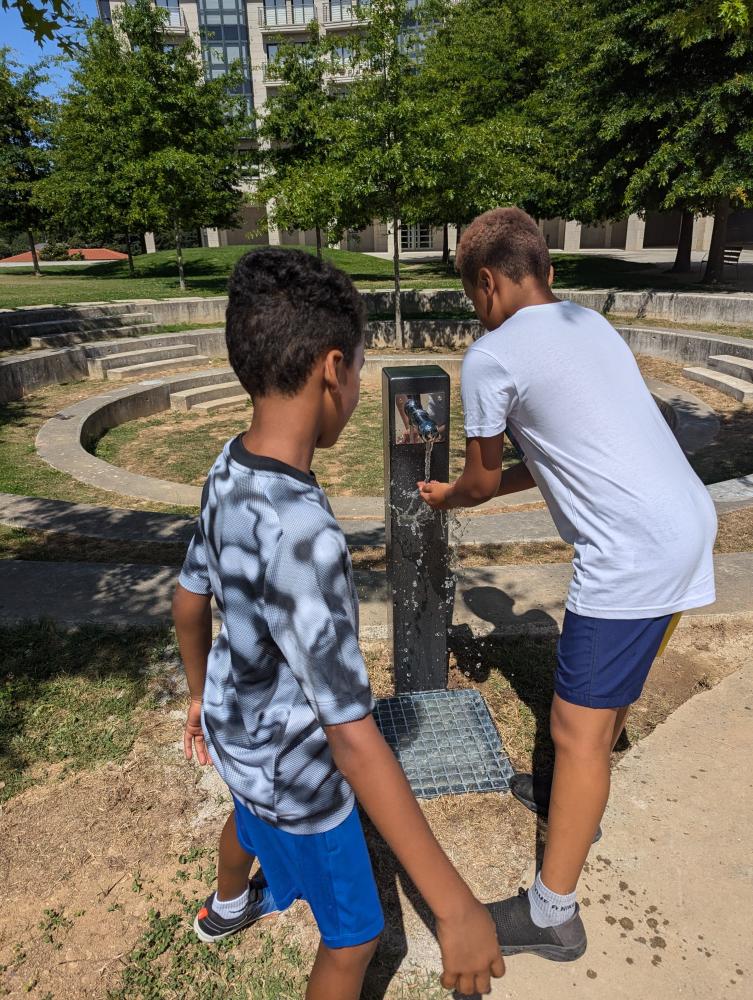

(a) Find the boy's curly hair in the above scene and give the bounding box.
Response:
[456,207,551,286]
[226,248,366,399]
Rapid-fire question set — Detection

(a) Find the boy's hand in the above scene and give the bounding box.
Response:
[418,480,453,510]
[436,896,505,995]
[183,699,212,766]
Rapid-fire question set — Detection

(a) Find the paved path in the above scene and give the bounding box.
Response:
[488,661,753,1000]
[0,490,560,549]
[5,484,753,553]
[2,553,752,632]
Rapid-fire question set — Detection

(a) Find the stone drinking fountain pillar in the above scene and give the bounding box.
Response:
[382,365,451,693]
[375,364,514,801]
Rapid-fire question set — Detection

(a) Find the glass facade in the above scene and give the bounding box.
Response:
[198,0,254,112]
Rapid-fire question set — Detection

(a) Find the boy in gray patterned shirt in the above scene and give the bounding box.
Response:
[172,249,503,999]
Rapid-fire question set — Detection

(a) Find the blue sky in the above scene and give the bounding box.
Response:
[1,0,99,96]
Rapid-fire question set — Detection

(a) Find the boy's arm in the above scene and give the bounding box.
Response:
[419,434,504,510]
[496,459,536,496]
[173,583,213,766]
[326,715,505,996]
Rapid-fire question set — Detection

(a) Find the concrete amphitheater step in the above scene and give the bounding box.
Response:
[88,344,201,378]
[191,393,249,414]
[29,321,161,348]
[683,365,753,403]
[82,330,221,359]
[170,378,242,411]
[707,354,753,382]
[18,311,154,337]
[107,354,210,380]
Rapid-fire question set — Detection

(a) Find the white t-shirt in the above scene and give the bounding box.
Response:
[462,300,717,619]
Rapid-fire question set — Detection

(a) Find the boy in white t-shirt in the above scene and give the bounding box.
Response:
[419,207,717,962]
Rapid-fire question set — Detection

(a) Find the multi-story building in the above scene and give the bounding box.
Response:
[97,1,752,257]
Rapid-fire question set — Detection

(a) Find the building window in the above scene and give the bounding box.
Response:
[292,0,316,24]
[198,0,253,111]
[401,224,433,251]
[264,0,287,25]
[331,44,353,72]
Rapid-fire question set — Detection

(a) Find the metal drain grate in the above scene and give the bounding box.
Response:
[373,688,515,799]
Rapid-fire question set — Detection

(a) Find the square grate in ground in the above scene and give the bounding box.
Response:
[373,688,515,798]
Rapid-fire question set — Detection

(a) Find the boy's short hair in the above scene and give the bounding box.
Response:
[226,248,366,399]
[456,207,551,286]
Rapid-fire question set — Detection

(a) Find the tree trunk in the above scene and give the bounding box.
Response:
[703,198,731,284]
[315,225,322,260]
[442,222,449,268]
[27,229,41,276]
[175,221,186,292]
[671,210,694,273]
[126,230,135,278]
[392,212,403,350]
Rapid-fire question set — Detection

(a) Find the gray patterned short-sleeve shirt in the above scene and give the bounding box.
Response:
[178,435,374,834]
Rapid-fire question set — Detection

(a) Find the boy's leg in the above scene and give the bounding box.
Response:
[611,705,630,751]
[217,810,254,901]
[306,936,380,1000]
[540,696,617,894]
[194,809,279,942]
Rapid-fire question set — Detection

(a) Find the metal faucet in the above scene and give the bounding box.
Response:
[404,395,440,443]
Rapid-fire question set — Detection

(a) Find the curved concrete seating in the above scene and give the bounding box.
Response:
[36,359,722,509]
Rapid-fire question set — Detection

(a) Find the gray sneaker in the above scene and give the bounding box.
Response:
[487,889,587,962]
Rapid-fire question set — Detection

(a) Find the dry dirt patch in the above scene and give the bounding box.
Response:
[2,619,750,999]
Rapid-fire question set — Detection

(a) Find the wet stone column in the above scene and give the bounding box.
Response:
[382,365,451,693]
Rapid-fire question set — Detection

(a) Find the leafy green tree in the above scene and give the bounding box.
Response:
[549,0,753,281]
[415,0,561,261]
[1,0,83,50]
[38,0,250,290]
[0,49,53,276]
[327,0,450,346]
[119,0,251,289]
[255,29,351,258]
[35,19,142,275]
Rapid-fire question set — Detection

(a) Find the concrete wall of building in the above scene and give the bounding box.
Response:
[644,210,682,248]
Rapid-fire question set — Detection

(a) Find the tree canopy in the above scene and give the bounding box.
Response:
[36,0,251,289]
[0,48,53,273]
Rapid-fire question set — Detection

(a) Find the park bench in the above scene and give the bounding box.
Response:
[699,245,744,279]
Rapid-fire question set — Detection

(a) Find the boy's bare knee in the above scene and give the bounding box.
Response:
[321,934,380,970]
[550,699,615,757]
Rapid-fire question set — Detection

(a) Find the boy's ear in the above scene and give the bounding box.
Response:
[478,266,494,295]
[322,349,345,391]
[548,265,555,287]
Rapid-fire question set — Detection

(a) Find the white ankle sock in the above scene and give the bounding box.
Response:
[528,873,577,928]
[213,886,249,919]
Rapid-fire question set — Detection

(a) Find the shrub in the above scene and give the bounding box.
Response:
[39,241,72,261]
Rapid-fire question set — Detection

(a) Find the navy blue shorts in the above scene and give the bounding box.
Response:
[555,609,680,709]
[232,799,384,949]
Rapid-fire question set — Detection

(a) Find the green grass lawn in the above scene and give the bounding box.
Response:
[0,243,721,310]
[94,382,526,495]
[0,621,171,801]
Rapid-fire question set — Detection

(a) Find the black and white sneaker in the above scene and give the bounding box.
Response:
[487,889,587,962]
[193,885,279,943]
[511,773,602,843]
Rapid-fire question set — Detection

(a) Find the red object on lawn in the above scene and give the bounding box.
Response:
[0,248,128,263]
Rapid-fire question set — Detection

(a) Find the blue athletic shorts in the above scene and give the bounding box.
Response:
[232,799,384,949]
[555,609,680,709]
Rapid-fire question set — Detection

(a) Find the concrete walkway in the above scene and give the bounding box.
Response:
[0,490,560,549]
[489,661,753,1000]
[2,552,752,632]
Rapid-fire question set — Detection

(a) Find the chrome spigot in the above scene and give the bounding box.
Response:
[404,395,440,443]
